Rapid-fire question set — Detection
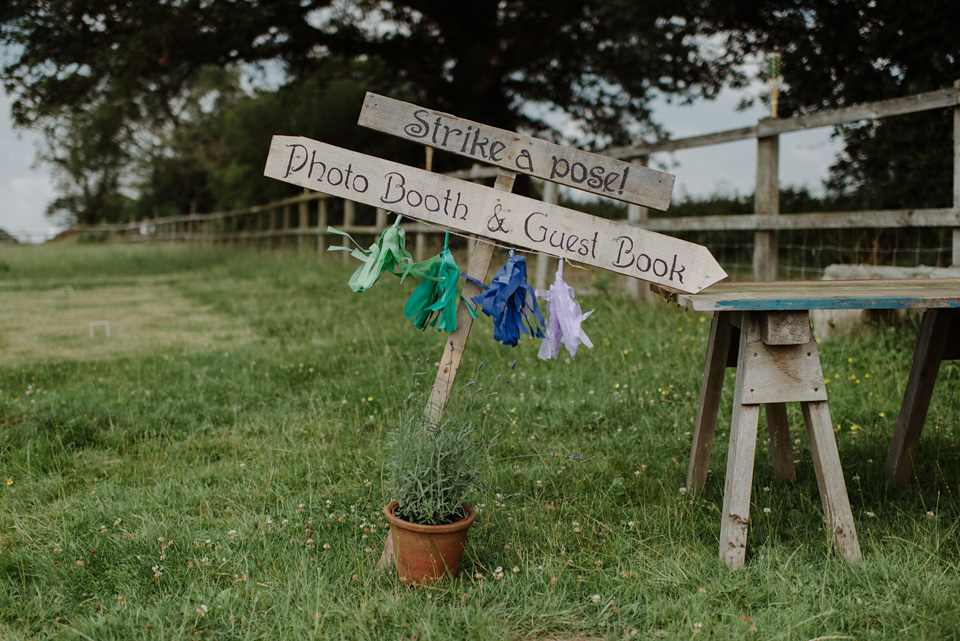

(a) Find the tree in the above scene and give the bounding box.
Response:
[1,0,747,223]
[40,97,134,226]
[136,57,424,216]
[716,0,960,209]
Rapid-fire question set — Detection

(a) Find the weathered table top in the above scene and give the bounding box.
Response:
[670,279,960,312]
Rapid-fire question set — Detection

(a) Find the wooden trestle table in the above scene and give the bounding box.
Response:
[660,279,960,570]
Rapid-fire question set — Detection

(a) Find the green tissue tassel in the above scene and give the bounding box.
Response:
[403,232,476,332]
[327,216,421,293]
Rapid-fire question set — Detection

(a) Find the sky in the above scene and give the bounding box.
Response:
[0,77,844,244]
[0,89,59,243]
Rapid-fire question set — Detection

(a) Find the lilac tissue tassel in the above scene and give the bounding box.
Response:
[535,259,594,360]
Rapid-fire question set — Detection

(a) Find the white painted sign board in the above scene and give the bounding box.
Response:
[358,93,675,210]
[263,135,726,293]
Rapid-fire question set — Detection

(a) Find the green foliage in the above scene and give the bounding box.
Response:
[2,0,747,224]
[721,0,960,209]
[824,110,955,210]
[386,403,490,526]
[40,99,138,226]
[385,365,506,526]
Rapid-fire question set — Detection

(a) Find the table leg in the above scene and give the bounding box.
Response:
[885,309,952,484]
[719,402,760,570]
[719,314,761,570]
[765,402,797,482]
[687,312,735,490]
[801,400,861,563]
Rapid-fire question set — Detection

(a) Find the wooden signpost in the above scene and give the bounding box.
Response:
[358,93,675,210]
[263,95,726,567]
[264,136,724,292]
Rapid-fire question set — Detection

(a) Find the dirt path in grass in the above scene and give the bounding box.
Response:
[0,277,255,364]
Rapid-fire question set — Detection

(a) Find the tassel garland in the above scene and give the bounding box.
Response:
[327,221,595,357]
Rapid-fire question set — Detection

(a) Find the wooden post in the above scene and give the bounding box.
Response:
[466,164,484,266]
[267,207,274,250]
[282,204,291,251]
[718,313,763,569]
[953,80,960,266]
[754,127,780,281]
[715,310,857,569]
[425,169,517,422]
[415,230,427,263]
[534,181,558,291]
[885,309,953,483]
[299,189,309,254]
[626,156,650,299]
[800,399,861,564]
[686,311,735,490]
[342,200,355,266]
[264,208,272,250]
[318,198,328,255]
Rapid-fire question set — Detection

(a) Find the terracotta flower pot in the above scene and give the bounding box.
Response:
[384,500,475,586]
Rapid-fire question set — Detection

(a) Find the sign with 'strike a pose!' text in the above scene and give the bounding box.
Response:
[358,93,675,211]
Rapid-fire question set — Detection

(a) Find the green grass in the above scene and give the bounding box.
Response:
[1,243,959,640]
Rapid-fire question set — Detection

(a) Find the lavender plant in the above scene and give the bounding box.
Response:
[385,366,499,526]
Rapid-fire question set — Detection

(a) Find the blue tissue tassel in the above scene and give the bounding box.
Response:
[468,250,545,347]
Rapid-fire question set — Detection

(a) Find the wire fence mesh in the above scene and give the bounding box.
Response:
[671,226,955,281]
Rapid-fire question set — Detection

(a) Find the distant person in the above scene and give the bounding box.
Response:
[139,217,155,242]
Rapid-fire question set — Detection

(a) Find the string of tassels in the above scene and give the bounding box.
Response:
[326,219,595,353]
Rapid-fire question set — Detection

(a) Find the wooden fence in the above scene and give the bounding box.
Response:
[82,80,960,289]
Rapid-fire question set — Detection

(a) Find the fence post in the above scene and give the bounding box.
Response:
[299,190,309,254]
[952,80,960,266]
[188,202,196,243]
[754,123,780,281]
[265,207,274,251]
[342,200,355,265]
[414,227,426,263]
[318,198,328,256]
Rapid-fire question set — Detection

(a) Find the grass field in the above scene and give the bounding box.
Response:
[1,243,959,640]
